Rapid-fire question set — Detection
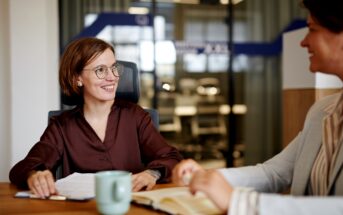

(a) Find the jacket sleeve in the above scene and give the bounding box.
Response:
[219,132,303,193]
[136,108,183,182]
[9,118,64,189]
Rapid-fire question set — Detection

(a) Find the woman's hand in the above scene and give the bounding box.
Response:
[27,170,56,198]
[131,170,157,192]
[172,159,232,212]
[189,169,233,212]
[172,159,204,185]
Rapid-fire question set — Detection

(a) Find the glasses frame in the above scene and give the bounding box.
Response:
[83,63,124,79]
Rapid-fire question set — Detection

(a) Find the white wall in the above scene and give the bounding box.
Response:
[0,0,59,182]
[0,0,11,182]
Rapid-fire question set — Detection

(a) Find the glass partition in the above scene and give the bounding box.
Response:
[59,0,306,168]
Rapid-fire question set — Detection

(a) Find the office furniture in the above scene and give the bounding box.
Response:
[158,91,182,134]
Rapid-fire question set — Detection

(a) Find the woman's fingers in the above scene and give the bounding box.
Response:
[44,171,56,194]
[38,175,50,197]
[131,171,156,192]
[172,159,203,185]
[188,170,232,212]
[27,170,56,198]
[29,178,45,198]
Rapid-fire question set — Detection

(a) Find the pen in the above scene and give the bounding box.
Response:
[15,191,92,201]
[29,193,67,201]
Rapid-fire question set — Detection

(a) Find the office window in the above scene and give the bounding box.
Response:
[183,16,248,73]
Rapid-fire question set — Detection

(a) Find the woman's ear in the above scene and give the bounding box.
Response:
[76,76,83,87]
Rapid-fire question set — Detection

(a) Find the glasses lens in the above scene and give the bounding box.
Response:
[95,66,106,79]
[112,63,124,77]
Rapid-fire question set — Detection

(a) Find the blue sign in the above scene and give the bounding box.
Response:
[175,19,307,56]
[74,13,306,57]
[76,13,152,39]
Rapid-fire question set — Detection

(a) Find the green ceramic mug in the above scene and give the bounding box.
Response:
[95,171,131,215]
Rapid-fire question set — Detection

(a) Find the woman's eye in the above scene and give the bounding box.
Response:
[96,67,105,73]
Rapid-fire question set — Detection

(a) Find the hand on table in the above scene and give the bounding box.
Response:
[132,170,158,192]
[172,159,232,212]
[172,159,203,185]
[189,169,233,212]
[27,170,56,198]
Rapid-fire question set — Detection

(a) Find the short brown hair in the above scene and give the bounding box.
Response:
[302,0,343,33]
[59,37,115,96]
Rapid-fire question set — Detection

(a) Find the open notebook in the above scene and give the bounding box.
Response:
[132,187,222,215]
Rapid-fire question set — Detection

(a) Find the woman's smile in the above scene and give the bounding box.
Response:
[101,84,116,92]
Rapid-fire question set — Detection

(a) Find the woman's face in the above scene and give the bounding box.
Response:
[300,15,343,78]
[78,48,119,104]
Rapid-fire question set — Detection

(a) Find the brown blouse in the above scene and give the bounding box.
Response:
[9,100,182,188]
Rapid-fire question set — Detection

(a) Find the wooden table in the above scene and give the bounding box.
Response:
[0,182,175,214]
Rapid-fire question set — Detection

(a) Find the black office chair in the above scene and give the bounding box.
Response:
[49,60,159,179]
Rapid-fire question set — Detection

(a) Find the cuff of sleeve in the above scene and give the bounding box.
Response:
[229,187,259,215]
[145,169,161,181]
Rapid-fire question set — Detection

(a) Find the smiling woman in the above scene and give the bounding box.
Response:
[300,15,343,78]
[9,37,183,198]
[78,49,119,104]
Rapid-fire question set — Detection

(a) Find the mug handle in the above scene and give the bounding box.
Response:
[112,182,126,201]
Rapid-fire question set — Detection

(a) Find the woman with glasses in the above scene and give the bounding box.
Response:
[173,0,343,214]
[9,37,182,198]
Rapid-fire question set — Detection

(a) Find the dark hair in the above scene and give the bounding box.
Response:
[302,0,343,33]
[59,37,115,96]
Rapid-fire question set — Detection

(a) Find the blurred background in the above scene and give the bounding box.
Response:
[1,0,311,181]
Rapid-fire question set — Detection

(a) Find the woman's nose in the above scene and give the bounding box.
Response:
[300,35,308,48]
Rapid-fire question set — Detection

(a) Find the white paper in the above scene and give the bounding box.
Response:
[55,172,95,200]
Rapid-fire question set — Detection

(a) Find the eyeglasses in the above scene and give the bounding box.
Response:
[83,63,124,79]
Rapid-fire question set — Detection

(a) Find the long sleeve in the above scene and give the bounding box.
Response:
[220,94,343,195]
[134,105,183,182]
[9,101,183,188]
[225,94,343,214]
[219,132,303,193]
[9,120,64,188]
